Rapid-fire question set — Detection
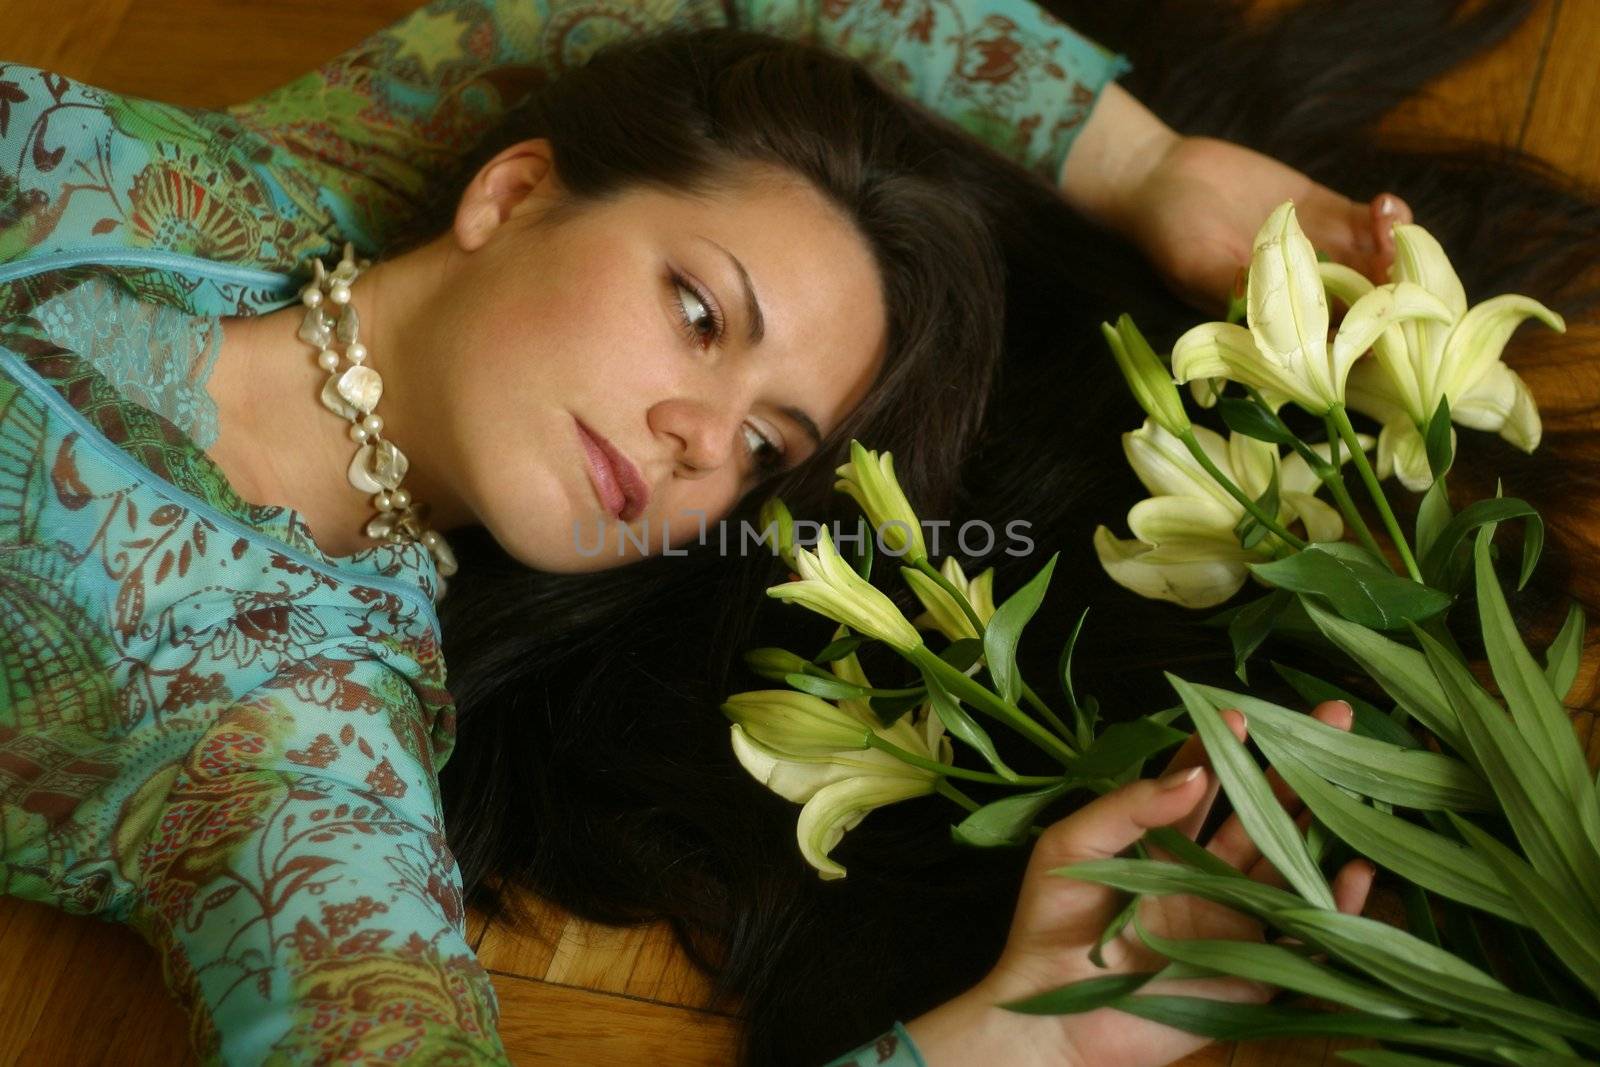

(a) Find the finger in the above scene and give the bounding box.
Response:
[1207,701,1354,869]
[1333,858,1378,915]
[1160,709,1246,844]
[1367,192,1412,280]
[1033,766,1211,874]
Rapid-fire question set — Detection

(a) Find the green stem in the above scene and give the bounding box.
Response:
[909,646,1078,766]
[1330,404,1423,582]
[1179,431,1308,551]
[1317,412,1388,562]
[935,779,980,813]
[866,735,1064,787]
[911,559,1078,744]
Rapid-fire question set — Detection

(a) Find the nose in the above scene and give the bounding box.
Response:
[650,395,744,479]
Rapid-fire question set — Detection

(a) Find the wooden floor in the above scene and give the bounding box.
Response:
[2,1,1598,1064]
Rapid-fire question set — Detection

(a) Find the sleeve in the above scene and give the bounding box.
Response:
[821,1021,928,1066]
[119,663,508,1065]
[223,0,1130,250]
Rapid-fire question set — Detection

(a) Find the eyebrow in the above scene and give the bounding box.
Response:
[698,236,824,453]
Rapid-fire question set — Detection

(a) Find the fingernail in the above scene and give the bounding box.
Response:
[1376,193,1400,218]
[1159,766,1204,790]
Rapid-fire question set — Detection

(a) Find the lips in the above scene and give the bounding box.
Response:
[574,417,650,522]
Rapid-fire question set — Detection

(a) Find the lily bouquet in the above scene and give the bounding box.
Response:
[724,200,1600,1063]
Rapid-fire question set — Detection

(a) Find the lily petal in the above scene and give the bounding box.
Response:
[1330,281,1455,413]
[1282,491,1344,544]
[797,773,934,880]
[1127,495,1245,547]
[1456,361,1542,452]
[1345,358,1412,427]
[1247,201,1332,408]
[1228,432,1278,502]
[1094,526,1252,609]
[1377,420,1435,492]
[1434,294,1565,404]
[1123,420,1236,509]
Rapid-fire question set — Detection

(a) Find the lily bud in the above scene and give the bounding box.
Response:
[744,647,812,683]
[721,690,872,756]
[1104,314,1190,437]
[759,495,797,568]
[834,440,926,564]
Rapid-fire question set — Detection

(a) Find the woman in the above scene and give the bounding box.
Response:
[2,0,1579,1065]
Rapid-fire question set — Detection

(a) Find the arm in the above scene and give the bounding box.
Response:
[122,667,507,1065]
[225,0,1132,248]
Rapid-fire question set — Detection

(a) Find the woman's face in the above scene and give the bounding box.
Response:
[411,140,888,573]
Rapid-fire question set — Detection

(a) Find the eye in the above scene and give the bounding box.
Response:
[742,423,786,475]
[671,273,725,348]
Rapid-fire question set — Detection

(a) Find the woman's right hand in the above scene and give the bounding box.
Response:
[904,700,1375,1067]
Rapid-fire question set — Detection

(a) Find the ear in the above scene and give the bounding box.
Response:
[453,138,564,252]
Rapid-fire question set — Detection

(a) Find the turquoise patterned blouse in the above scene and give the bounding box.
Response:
[0,1,1129,1062]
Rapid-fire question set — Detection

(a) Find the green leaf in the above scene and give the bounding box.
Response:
[1416,626,1600,926]
[984,552,1058,706]
[1416,475,1453,564]
[1228,589,1293,683]
[923,671,1017,781]
[1420,497,1544,593]
[1278,908,1600,1047]
[951,781,1069,847]
[1473,529,1600,840]
[1425,395,1454,480]
[849,517,873,580]
[1068,719,1189,780]
[1142,826,1246,880]
[1193,684,1492,811]
[998,971,1154,1015]
[1338,1051,1467,1067]
[1057,606,1092,741]
[1166,675,1336,908]
[1303,602,1468,755]
[1251,547,1451,631]
[939,637,985,673]
[1270,662,1420,749]
[1448,814,1600,1001]
[1218,396,1298,445]
[813,633,865,664]
[1103,995,1541,1057]
[784,672,869,701]
[1088,892,1139,968]
[1133,920,1421,1018]
[1234,465,1282,551]
[1544,603,1586,702]
[868,691,924,727]
[1253,736,1521,922]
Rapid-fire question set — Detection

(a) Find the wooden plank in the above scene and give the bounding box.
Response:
[492,974,739,1067]
[0,0,137,80]
[1520,0,1600,184]
[1378,0,1556,149]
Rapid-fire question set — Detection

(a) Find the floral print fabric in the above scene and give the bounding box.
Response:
[0,0,1129,1062]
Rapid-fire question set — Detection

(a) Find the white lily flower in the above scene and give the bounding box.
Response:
[1334,223,1564,490]
[1094,419,1359,609]
[904,557,996,642]
[728,635,951,879]
[1171,201,1456,414]
[767,525,923,652]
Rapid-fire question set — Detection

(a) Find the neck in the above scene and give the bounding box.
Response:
[208,236,475,558]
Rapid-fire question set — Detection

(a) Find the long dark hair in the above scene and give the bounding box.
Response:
[432,3,1600,1064]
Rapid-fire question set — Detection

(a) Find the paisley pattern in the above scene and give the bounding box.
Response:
[0,0,1130,1063]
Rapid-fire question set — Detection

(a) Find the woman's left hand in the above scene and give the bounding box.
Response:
[1120,135,1414,313]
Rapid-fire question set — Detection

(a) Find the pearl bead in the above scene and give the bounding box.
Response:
[391,488,411,509]
[349,424,370,444]
[421,530,441,549]
[300,287,323,308]
[317,349,340,372]
[361,413,384,435]
[347,342,368,363]
[329,284,351,305]
[374,491,394,512]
